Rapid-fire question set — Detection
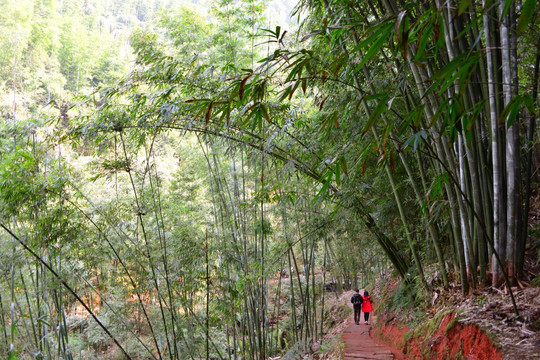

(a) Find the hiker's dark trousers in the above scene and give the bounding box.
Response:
[353,305,362,324]
[364,312,370,322]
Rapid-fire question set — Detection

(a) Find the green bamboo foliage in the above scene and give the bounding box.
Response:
[187,0,537,301]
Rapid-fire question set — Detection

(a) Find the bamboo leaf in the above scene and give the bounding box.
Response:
[357,24,392,69]
[413,22,433,61]
[429,201,443,222]
[428,53,479,96]
[301,30,322,42]
[279,30,288,44]
[319,95,329,111]
[500,0,513,20]
[352,21,393,68]
[239,74,252,101]
[250,107,263,131]
[279,85,292,102]
[285,58,306,82]
[403,130,427,151]
[522,94,535,114]
[223,103,231,125]
[458,0,473,15]
[318,111,337,134]
[340,157,348,175]
[363,93,387,101]
[517,0,536,34]
[320,69,328,85]
[431,99,449,128]
[205,101,213,124]
[260,27,278,38]
[413,105,424,127]
[394,11,407,37]
[387,96,396,111]
[332,54,347,77]
[414,130,427,151]
[428,173,449,200]
[500,95,522,127]
[261,104,271,122]
[395,11,410,59]
[362,97,388,135]
[313,171,332,203]
[289,80,301,100]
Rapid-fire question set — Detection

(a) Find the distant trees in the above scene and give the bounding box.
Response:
[0,0,180,121]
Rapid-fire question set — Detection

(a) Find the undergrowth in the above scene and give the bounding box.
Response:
[374,272,427,327]
[318,335,345,360]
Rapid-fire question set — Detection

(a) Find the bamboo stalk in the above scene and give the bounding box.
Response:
[0,224,133,359]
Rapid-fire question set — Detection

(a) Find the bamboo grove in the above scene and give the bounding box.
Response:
[0,0,538,359]
[176,0,539,295]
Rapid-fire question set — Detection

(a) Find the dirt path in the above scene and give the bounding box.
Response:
[341,321,394,360]
[341,290,397,359]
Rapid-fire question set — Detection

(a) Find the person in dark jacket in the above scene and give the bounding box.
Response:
[350,289,363,325]
[362,290,373,325]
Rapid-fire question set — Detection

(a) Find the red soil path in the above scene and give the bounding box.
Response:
[342,290,407,360]
[342,322,394,359]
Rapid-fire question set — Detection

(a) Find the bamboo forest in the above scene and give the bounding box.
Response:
[0,0,539,359]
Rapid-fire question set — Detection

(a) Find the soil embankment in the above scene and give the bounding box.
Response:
[374,313,503,360]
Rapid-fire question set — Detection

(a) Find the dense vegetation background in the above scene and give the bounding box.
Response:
[0,0,538,359]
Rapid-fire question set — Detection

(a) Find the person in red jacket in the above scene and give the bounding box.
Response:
[362,290,373,325]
